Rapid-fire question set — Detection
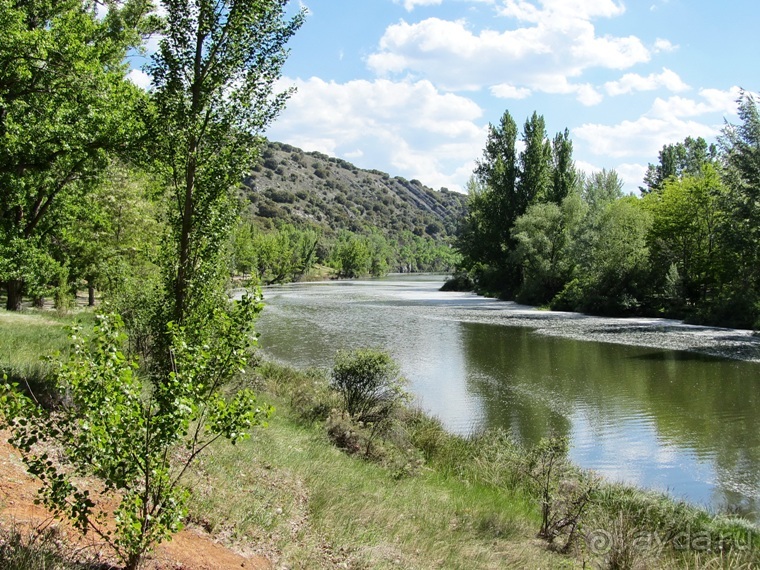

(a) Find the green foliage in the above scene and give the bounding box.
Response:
[1,298,269,569]
[455,110,579,297]
[582,168,624,212]
[642,136,717,193]
[232,222,319,283]
[644,165,725,312]
[330,348,407,424]
[560,197,653,315]
[149,0,305,323]
[518,112,553,206]
[0,0,152,310]
[512,192,585,304]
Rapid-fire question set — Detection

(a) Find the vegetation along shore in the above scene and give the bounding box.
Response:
[1,307,758,568]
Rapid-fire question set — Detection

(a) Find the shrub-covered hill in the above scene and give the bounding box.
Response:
[240,141,468,240]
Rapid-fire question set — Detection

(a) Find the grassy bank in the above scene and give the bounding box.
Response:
[183,361,759,569]
[1,308,758,569]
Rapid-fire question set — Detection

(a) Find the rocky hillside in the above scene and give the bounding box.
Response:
[240,141,467,240]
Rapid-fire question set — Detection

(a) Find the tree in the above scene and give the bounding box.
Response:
[559,197,653,315]
[59,162,163,307]
[0,0,152,310]
[467,111,520,268]
[148,0,305,325]
[644,165,725,310]
[715,91,760,325]
[330,232,371,278]
[2,303,268,569]
[549,129,577,205]
[512,191,585,304]
[517,112,552,207]
[2,1,305,566]
[642,136,717,193]
[582,168,624,213]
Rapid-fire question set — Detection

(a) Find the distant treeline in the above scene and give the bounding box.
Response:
[449,95,760,329]
[231,222,459,282]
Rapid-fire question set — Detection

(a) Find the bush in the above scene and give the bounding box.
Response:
[330,348,407,423]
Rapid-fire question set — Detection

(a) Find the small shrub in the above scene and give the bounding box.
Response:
[330,348,407,423]
[325,408,388,460]
[525,434,597,552]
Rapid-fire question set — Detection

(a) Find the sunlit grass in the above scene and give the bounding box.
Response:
[0,309,95,403]
[184,415,562,569]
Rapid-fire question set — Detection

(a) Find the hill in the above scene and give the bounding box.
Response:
[240,141,468,240]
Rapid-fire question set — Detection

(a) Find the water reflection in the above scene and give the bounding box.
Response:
[255,277,760,520]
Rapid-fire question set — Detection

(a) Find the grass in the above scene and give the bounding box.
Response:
[0,309,96,406]
[184,410,560,569]
[0,523,105,570]
[179,361,760,570]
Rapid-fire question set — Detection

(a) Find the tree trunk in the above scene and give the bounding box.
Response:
[6,279,23,311]
[88,281,95,306]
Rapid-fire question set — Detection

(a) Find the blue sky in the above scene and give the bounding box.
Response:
[130,1,760,193]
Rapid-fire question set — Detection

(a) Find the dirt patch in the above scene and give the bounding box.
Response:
[0,435,271,570]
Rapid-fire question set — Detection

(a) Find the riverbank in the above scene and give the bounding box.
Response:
[184,360,759,569]
[1,307,758,569]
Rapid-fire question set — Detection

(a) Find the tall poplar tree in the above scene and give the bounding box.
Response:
[517,112,552,207]
[550,128,577,204]
[149,0,305,327]
[463,109,520,268]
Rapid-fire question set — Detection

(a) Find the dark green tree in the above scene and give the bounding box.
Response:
[549,129,577,205]
[518,112,552,206]
[466,110,520,268]
[642,136,717,193]
[716,91,760,325]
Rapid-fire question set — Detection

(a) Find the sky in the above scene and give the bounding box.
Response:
[130,1,760,193]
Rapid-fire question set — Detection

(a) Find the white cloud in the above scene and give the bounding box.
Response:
[527,74,603,105]
[653,38,677,52]
[498,0,626,22]
[127,69,152,90]
[366,7,650,95]
[615,163,648,192]
[395,0,442,10]
[490,83,532,99]
[574,87,742,159]
[649,87,741,119]
[267,76,486,190]
[574,116,717,158]
[605,68,690,96]
[344,149,364,159]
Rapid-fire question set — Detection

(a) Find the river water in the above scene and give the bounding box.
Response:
[254,274,760,521]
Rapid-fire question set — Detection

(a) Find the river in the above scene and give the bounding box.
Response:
[253,274,760,522]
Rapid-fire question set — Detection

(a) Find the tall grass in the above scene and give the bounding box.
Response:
[2,314,758,569]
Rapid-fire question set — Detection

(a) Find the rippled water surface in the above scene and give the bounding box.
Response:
[254,275,760,520]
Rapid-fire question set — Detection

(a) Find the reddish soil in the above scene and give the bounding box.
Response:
[0,435,272,570]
